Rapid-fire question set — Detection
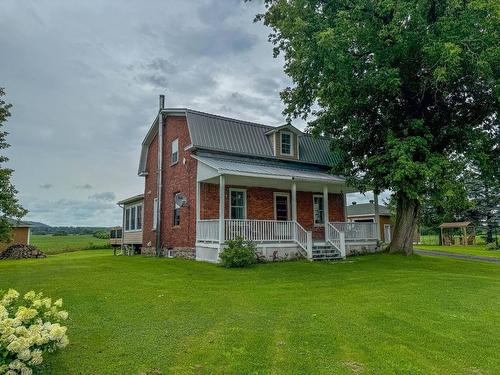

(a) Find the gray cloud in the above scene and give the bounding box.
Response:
[1,0,296,226]
[89,192,116,202]
[23,197,120,226]
[76,184,93,190]
[39,183,53,190]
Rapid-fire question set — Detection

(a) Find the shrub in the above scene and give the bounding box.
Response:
[93,231,109,240]
[219,237,257,268]
[0,289,69,374]
[486,242,499,251]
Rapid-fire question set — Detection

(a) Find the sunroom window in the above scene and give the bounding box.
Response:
[125,203,143,231]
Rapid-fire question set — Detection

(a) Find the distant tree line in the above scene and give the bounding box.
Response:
[32,226,110,238]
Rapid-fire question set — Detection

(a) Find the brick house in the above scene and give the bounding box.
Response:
[119,96,383,262]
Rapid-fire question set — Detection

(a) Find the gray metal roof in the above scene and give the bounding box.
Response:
[117,194,144,206]
[138,109,341,174]
[194,154,346,183]
[346,203,391,217]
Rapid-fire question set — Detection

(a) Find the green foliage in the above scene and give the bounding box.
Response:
[219,237,257,268]
[52,231,68,237]
[256,0,499,246]
[0,88,27,242]
[93,230,110,240]
[30,225,110,236]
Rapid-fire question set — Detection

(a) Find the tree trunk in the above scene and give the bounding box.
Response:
[486,213,494,243]
[387,193,420,256]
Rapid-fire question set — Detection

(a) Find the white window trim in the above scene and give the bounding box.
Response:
[229,188,247,219]
[313,194,325,227]
[171,138,179,165]
[273,192,290,221]
[153,198,158,230]
[124,202,143,232]
[281,131,293,156]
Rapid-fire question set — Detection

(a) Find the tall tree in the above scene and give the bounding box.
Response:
[256,0,499,254]
[0,88,27,242]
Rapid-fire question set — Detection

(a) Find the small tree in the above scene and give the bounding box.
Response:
[256,0,499,255]
[0,87,27,242]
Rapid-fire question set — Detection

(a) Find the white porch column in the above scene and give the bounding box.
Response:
[323,185,329,242]
[374,192,381,241]
[291,181,297,222]
[218,175,225,245]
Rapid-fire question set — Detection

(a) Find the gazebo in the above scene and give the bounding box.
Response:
[439,222,476,246]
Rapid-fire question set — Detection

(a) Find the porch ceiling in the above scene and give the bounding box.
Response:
[193,154,358,193]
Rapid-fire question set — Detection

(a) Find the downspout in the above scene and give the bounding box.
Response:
[156,95,165,256]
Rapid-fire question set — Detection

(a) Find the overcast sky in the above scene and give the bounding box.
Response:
[1,0,385,226]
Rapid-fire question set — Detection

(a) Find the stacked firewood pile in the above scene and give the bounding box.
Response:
[0,244,46,259]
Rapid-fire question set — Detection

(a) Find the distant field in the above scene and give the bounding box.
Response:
[31,234,110,255]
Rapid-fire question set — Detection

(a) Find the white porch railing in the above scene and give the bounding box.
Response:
[225,219,294,242]
[197,219,312,258]
[196,220,377,259]
[196,220,219,243]
[326,223,346,258]
[294,221,312,258]
[329,222,378,241]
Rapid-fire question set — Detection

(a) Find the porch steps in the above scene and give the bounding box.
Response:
[311,244,342,261]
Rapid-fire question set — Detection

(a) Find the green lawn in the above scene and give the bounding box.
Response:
[1,251,499,374]
[415,244,500,259]
[31,234,110,254]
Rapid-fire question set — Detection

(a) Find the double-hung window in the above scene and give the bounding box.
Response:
[313,195,324,226]
[171,138,179,164]
[173,193,181,226]
[125,203,143,231]
[281,131,293,156]
[230,189,246,219]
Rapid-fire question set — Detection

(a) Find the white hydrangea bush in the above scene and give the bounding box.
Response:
[0,289,69,375]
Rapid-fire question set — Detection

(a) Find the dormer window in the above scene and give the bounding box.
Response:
[265,124,301,160]
[281,131,293,156]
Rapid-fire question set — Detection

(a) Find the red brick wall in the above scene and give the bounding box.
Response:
[142,115,197,249]
[200,183,345,240]
[142,135,158,247]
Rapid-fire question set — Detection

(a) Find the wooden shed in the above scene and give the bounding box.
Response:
[0,219,32,251]
[439,222,476,246]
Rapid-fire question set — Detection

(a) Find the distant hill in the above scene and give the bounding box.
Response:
[25,221,51,228]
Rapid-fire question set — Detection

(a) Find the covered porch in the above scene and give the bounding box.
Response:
[193,154,380,261]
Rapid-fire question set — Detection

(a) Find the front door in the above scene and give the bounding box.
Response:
[274,193,290,221]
